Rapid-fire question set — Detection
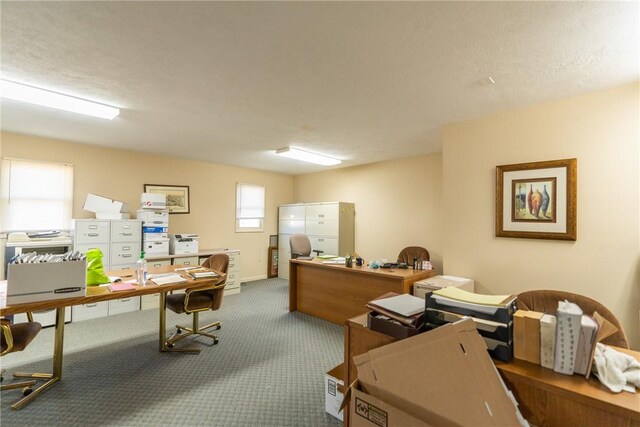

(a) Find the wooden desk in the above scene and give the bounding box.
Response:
[289,259,435,324]
[0,265,222,410]
[343,314,640,427]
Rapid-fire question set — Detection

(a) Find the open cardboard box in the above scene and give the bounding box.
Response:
[342,318,528,427]
[83,193,129,218]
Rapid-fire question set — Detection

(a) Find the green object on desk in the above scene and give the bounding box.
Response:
[317,254,338,259]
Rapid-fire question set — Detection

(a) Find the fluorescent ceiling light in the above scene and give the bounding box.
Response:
[275,147,341,166]
[1,79,120,120]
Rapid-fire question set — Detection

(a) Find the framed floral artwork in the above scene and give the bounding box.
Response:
[496,158,577,240]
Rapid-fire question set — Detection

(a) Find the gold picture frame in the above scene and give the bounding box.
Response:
[144,184,190,214]
[496,159,577,240]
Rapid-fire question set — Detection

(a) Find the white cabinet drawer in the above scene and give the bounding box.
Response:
[75,243,110,268]
[305,203,338,221]
[305,219,338,237]
[75,220,110,244]
[279,219,305,235]
[148,258,171,268]
[108,296,140,315]
[225,279,239,291]
[15,307,71,327]
[309,237,339,255]
[227,271,238,282]
[111,220,141,242]
[173,256,199,266]
[279,205,305,221]
[111,242,139,265]
[140,294,160,310]
[227,253,240,272]
[72,301,109,322]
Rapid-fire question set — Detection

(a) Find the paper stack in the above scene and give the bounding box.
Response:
[425,287,517,362]
[553,300,583,375]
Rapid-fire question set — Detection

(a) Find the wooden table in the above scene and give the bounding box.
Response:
[343,313,640,427]
[289,259,435,324]
[0,265,222,410]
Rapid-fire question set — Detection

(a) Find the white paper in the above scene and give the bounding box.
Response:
[370,293,425,316]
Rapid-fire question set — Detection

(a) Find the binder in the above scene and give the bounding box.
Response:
[553,300,583,375]
[573,315,598,375]
[540,314,556,369]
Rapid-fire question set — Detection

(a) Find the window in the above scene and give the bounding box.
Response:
[236,182,265,232]
[0,158,74,231]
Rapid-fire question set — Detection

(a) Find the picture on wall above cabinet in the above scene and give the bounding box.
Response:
[144,184,190,214]
[495,158,577,241]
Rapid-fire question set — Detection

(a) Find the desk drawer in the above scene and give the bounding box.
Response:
[111,220,141,242]
[227,253,240,272]
[225,279,240,292]
[75,220,110,244]
[111,243,139,265]
[72,301,109,322]
[148,258,171,268]
[108,296,141,315]
[172,256,199,267]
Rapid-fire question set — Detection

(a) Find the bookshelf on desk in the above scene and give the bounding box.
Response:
[343,314,640,427]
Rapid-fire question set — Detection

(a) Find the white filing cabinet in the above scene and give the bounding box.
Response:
[71,219,142,321]
[278,202,355,279]
[224,250,241,295]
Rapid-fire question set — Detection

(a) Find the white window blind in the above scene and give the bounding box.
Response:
[236,182,265,232]
[0,158,74,231]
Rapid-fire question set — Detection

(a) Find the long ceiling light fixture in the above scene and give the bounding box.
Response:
[275,147,342,166]
[0,79,120,120]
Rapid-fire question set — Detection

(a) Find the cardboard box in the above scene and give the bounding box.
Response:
[348,318,527,427]
[83,193,128,214]
[140,193,167,209]
[325,363,345,421]
[136,209,169,226]
[7,260,87,304]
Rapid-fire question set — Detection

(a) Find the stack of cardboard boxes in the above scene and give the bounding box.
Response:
[137,193,169,256]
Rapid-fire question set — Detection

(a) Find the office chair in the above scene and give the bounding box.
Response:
[397,246,430,264]
[517,289,629,349]
[289,234,323,260]
[165,253,229,353]
[1,315,43,402]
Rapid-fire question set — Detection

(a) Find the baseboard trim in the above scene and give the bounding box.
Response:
[242,275,268,283]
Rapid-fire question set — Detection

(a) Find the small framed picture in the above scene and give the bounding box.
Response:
[496,159,577,240]
[143,184,190,214]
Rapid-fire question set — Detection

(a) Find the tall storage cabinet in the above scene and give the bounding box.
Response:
[71,219,142,321]
[278,202,355,279]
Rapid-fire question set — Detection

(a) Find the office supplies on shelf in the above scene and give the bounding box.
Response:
[108,282,136,292]
[553,300,583,375]
[433,287,516,307]
[150,273,187,286]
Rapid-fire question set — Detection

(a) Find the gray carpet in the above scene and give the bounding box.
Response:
[1,278,344,426]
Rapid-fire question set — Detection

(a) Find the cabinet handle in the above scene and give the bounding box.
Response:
[120,298,130,302]
[122,254,132,258]
[123,246,130,250]
[319,221,324,225]
[123,225,131,229]
[153,263,162,267]
[122,233,132,236]
[89,225,98,229]
[184,261,191,265]
[318,239,324,242]
[86,303,97,308]
[88,233,99,237]
[319,214,325,218]
[229,263,235,267]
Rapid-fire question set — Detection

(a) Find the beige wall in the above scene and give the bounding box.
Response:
[1,132,295,281]
[293,154,444,272]
[443,83,640,348]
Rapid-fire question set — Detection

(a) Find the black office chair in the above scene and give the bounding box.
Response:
[164,254,228,353]
[289,234,323,260]
[1,315,43,403]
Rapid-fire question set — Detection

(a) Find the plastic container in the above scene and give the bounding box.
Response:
[136,251,147,286]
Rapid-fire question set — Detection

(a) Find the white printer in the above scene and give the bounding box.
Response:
[413,275,474,299]
[169,234,199,255]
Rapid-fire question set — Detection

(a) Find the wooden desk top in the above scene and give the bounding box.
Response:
[290,258,434,280]
[0,265,222,316]
[495,351,640,419]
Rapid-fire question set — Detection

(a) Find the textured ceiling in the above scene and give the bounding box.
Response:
[1,1,638,175]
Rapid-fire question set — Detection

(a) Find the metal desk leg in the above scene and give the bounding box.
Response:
[159,291,199,353]
[11,307,64,410]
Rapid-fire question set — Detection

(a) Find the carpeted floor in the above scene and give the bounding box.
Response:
[1,278,344,426]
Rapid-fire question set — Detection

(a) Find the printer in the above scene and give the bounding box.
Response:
[413,275,474,299]
[169,234,199,255]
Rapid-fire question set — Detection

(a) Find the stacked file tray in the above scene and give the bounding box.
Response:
[138,193,169,256]
[425,287,517,362]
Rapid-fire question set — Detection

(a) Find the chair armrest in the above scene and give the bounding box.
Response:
[1,322,14,356]
[183,282,226,313]
[312,249,324,256]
